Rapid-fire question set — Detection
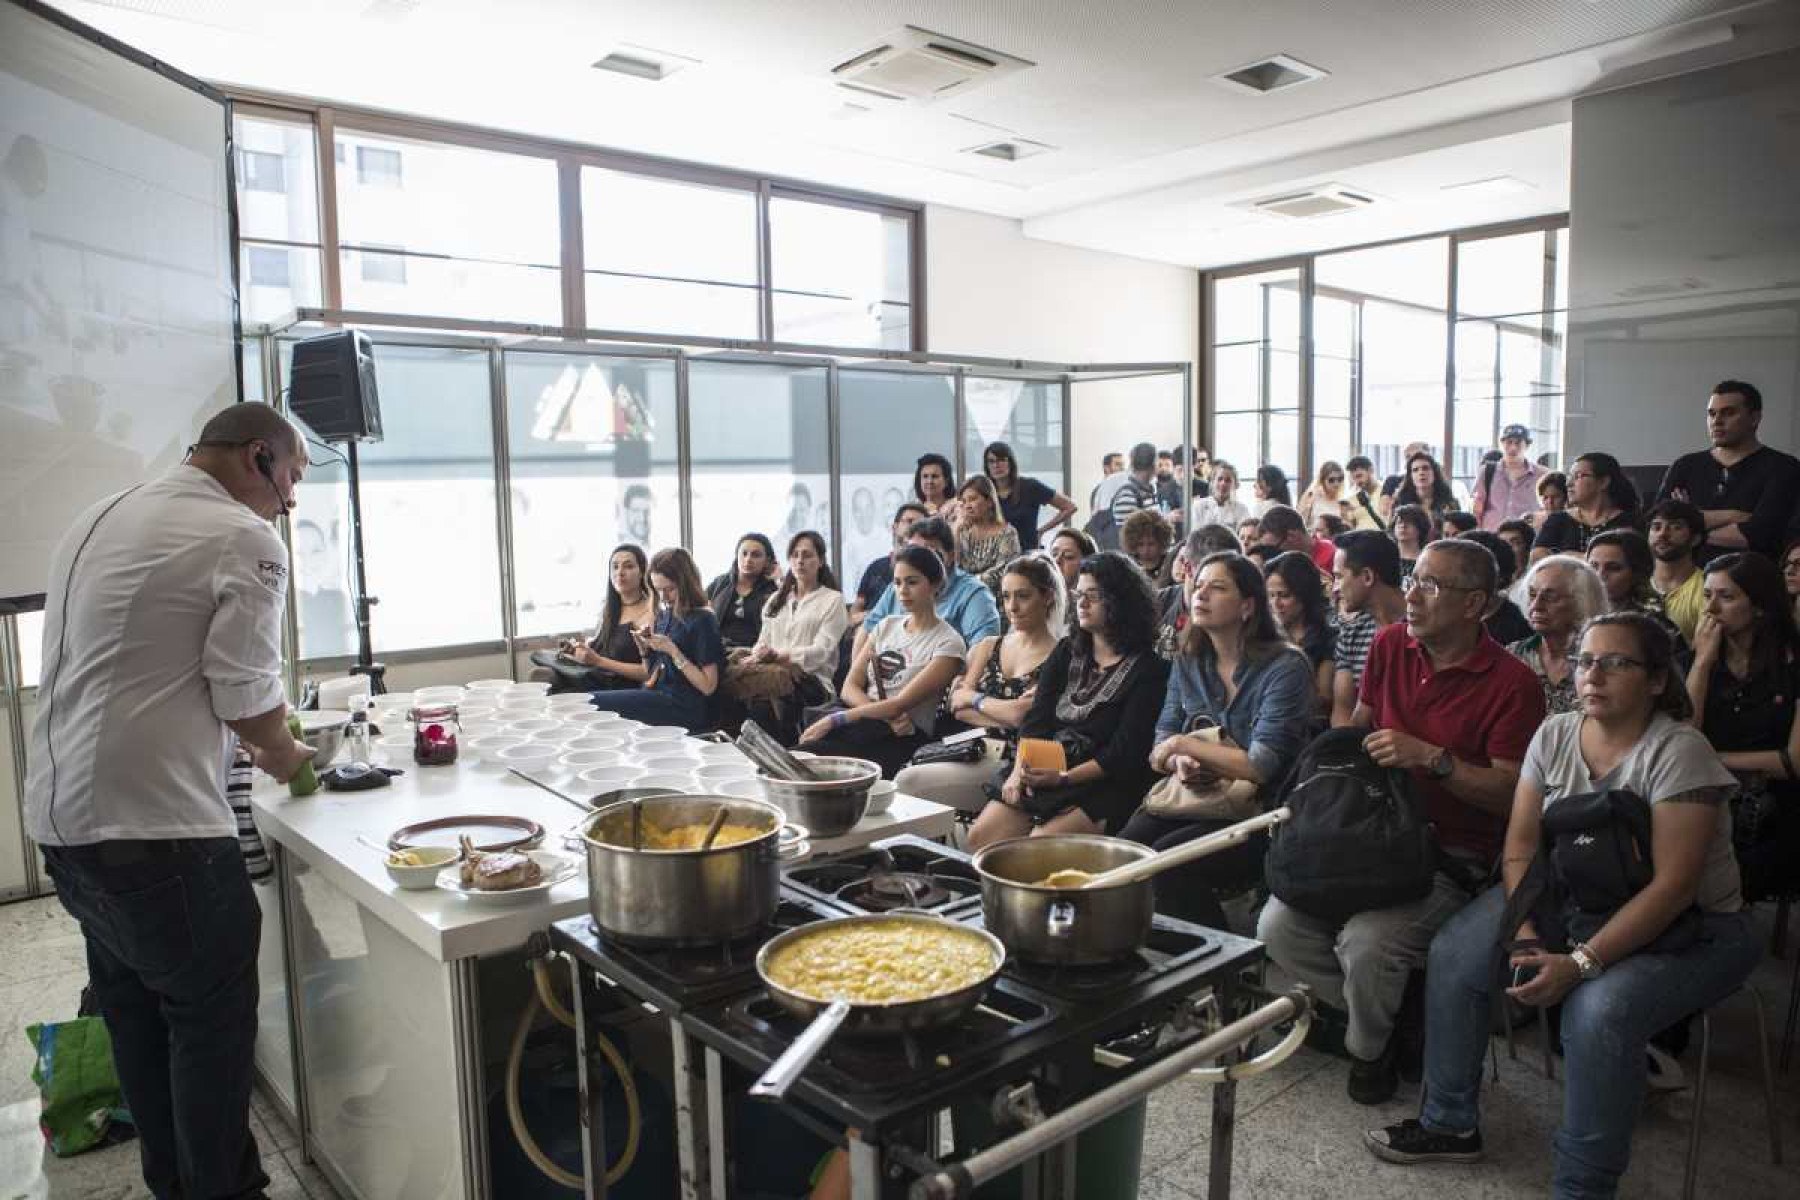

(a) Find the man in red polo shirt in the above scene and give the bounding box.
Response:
[1259,539,1544,1104]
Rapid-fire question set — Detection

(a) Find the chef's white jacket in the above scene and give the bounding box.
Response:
[26,466,289,845]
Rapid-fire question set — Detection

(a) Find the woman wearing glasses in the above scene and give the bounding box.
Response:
[1370,613,1757,1195]
[1687,551,1800,903]
[1298,461,1350,528]
[983,441,1077,551]
[968,552,1170,849]
[1778,537,1800,626]
[1530,452,1641,564]
[1507,556,1609,716]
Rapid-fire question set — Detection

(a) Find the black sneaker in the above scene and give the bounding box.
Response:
[1364,1118,1484,1165]
[1347,1041,1400,1105]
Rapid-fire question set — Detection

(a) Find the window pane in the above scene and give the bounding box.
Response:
[1455,230,1551,318]
[504,351,681,639]
[242,336,264,403]
[289,344,502,657]
[233,114,318,244]
[334,130,561,324]
[1212,412,1261,481]
[689,361,831,579]
[962,378,1064,549]
[239,242,320,325]
[1453,227,1566,488]
[584,274,758,340]
[1212,269,1301,350]
[1209,266,1301,485]
[837,369,954,587]
[1071,375,1189,522]
[770,197,912,348]
[17,611,43,689]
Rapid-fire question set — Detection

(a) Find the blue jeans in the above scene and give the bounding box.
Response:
[1419,884,1760,1199]
[587,685,709,731]
[42,838,267,1200]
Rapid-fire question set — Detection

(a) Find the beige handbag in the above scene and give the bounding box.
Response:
[1142,726,1261,821]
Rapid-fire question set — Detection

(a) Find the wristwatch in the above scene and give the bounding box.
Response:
[1570,942,1605,981]
[1428,748,1455,779]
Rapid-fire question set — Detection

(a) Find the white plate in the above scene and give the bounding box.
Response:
[435,851,578,904]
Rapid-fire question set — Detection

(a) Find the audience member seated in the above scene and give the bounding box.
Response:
[1378,440,1431,522]
[968,552,1170,848]
[894,556,1066,813]
[1390,504,1433,579]
[1157,526,1244,658]
[1312,512,1350,552]
[588,548,725,731]
[1259,540,1544,1103]
[1250,464,1292,518]
[706,533,779,650]
[1121,507,1177,586]
[737,532,847,745]
[914,452,958,520]
[850,502,928,627]
[1392,451,1460,527]
[1368,614,1758,1198]
[1236,515,1263,550]
[1656,380,1800,558]
[799,546,965,777]
[857,517,1001,657]
[1190,460,1251,531]
[1587,529,1674,634]
[1048,528,1096,597]
[1330,530,1407,728]
[1533,470,1569,528]
[1461,530,1530,646]
[1119,553,1314,926]
[1256,504,1333,575]
[1298,461,1348,527]
[1344,456,1385,530]
[953,474,1022,594]
[1687,551,1800,904]
[1265,550,1336,720]
[1647,500,1707,646]
[1441,511,1478,537]
[1784,538,1800,625]
[1471,424,1546,530]
[1531,452,1640,561]
[1509,555,1608,716]
[540,543,652,693]
[984,440,1076,551]
[1497,519,1536,577]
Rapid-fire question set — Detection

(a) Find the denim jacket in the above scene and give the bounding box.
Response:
[1156,644,1315,787]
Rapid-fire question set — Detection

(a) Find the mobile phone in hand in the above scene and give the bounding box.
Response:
[1510,963,1540,989]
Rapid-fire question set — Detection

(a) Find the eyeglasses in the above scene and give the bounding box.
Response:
[1072,588,1105,606]
[1566,653,1648,674]
[1326,475,1344,484]
[1401,575,1476,599]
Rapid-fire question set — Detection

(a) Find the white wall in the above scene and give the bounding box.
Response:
[925,206,1199,510]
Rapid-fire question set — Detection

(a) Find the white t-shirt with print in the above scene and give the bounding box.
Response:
[866,614,966,735]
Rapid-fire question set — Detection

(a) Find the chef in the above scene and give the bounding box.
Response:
[25,401,315,1200]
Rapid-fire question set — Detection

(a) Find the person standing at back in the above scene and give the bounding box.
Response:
[983,440,1076,551]
[27,403,317,1200]
[1088,442,1159,549]
[1471,424,1545,531]
[1658,380,1800,559]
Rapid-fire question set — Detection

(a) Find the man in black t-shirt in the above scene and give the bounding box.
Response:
[1656,379,1800,558]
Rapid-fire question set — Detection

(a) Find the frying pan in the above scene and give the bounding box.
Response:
[747,912,1006,1101]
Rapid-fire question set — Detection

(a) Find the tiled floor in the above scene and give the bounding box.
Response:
[1,892,1795,1198]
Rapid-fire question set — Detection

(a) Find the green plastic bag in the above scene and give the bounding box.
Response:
[26,1017,134,1157]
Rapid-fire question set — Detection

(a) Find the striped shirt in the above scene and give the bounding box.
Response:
[228,743,271,882]
[1333,611,1382,691]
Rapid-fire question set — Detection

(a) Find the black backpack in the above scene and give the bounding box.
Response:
[1264,727,1437,922]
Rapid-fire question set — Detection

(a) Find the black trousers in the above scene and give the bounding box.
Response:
[43,838,267,1200]
[1116,809,1265,930]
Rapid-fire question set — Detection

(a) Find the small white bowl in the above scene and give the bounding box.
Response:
[496,743,559,771]
[415,686,466,705]
[466,733,522,760]
[565,734,627,754]
[633,725,688,742]
[385,845,458,890]
[465,678,514,692]
[373,734,414,765]
[559,749,624,773]
[715,777,764,799]
[578,764,644,790]
[456,705,497,722]
[561,709,615,727]
[696,742,749,762]
[634,772,697,795]
[530,724,584,745]
[459,720,505,739]
[502,682,552,698]
[505,718,561,737]
[866,778,897,815]
[695,761,755,782]
[641,754,701,774]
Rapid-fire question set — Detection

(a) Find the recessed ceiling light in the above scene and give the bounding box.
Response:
[964,138,1054,162]
[592,44,699,82]
[1440,175,1537,198]
[1212,54,1328,96]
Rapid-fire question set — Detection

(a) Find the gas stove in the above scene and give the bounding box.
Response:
[784,834,983,917]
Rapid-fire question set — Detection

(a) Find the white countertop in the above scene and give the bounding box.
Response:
[250,750,956,963]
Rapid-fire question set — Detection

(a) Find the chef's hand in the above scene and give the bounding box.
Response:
[1505,949,1580,1008]
[1019,766,1067,792]
[1363,729,1441,771]
[255,737,317,784]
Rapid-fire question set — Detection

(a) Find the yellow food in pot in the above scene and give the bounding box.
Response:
[388,849,428,867]
[765,922,996,1003]
[1033,869,1094,888]
[638,822,763,851]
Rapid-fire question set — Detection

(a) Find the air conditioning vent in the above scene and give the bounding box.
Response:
[1250,184,1373,219]
[831,26,1032,103]
[592,44,698,82]
[1213,54,1328,95]
[966,139,1053,163]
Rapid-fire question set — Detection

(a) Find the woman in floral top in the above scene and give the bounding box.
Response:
[1506,555,1608,715]
[953,475,1022,595]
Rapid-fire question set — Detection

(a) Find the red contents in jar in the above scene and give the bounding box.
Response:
[411,706,460,766]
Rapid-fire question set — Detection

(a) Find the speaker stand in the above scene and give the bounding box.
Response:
[339,438,386,696]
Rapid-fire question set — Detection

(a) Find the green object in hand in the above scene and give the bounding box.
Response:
[286,714,320,797]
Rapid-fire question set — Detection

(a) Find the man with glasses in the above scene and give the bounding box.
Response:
[1656,379,1800,557]
[1260,539,1544,1105]
[1471,424,1545,531]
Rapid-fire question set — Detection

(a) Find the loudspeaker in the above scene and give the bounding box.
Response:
[289,330,382,442]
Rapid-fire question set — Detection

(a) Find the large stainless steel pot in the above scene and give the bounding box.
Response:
[582,795,807,946]
[973,835,1155,965]
[755,755,879,837]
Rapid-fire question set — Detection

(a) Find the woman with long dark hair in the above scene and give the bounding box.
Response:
[705,532,779,649]
[1390,504,1434,579]
[968,551,1171,848]
[913,452,957,519]
[1250,465,1292,517]
[540,544,655,693]
[1372,613,1756,1195]
[734,531,848,744]
[1264,550,1336,719]
[588,547,726,730]
[1687,551,1800,901]
[984,440,1076,551]
[1531,452,1639,562]
[1393,452,1459,524]
[798,545,966,776]
[1119,552,1314,926]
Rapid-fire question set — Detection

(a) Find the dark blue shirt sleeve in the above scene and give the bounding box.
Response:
[679,610,726,669]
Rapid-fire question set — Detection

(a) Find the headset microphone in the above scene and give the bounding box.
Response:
[253,446,294,513]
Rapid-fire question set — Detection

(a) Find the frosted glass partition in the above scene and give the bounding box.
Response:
[835,369,956,588]
[688,361,831,579]
[961,379,1065,550]
[1069,374,1190,523]
[504,351,680,639]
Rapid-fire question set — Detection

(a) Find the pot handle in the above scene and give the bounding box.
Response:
[749,998,851,1101]
[1047,900,1076,939]
[775,824,811,862]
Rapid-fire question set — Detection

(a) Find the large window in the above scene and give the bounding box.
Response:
[837,370,955,588]
[334,130,562,324]
[1206,221,1566,492]
[769,195,913,349]
[504,351,680,639]
[233,112,322,325]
